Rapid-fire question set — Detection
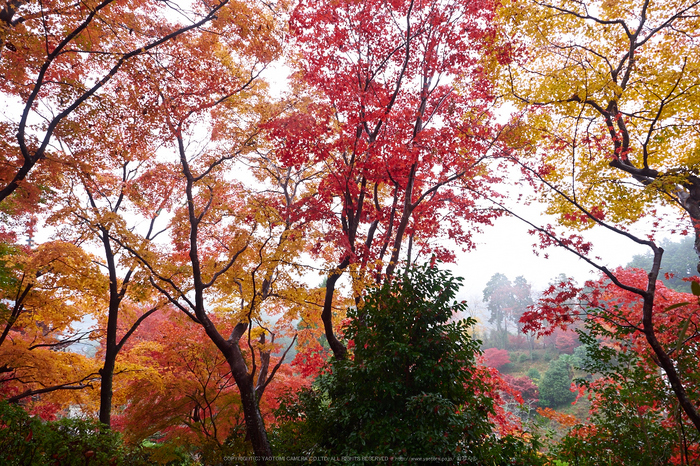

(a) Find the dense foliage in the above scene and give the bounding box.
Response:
[538,356,575,409]
[2,0,700,463]
[0,401,147,466]
[273,265,542,465]
[555,319,700,464]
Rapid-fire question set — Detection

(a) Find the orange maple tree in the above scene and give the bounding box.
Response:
[94,1,314,456]
[46,79,180,427]
[113,311,305,460]
[0,0,235,215]
[0,241,103,417]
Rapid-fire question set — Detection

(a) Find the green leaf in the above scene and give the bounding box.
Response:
[691,280,700,296]
[674,317,692,354]
[665,301,690,311]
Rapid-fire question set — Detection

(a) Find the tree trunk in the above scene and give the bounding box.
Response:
[643,248,700,433]
[99,228,121,427]
[681,186,700,273]
[322,258,350,361]
[98,354,115,426]
[225,347,272,462]
[203,320,273,462]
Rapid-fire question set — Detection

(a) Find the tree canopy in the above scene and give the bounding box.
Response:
[500,0,700,266]
[1,0,700,463]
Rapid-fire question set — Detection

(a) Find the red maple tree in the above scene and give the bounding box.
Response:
[271,0,512,359]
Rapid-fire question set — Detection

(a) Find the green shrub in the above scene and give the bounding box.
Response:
[527,368,541,381]
[538,357,575,408]
[552,326,697,465]
[272,265,544,465]
[0,402,129,465]
[500,362,515,373]
[0,402,188,465]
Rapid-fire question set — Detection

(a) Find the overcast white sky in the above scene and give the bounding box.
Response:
[447,203,652,301]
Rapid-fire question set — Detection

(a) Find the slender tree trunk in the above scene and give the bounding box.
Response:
[99,228,121,427]
[98,351,116,426]
[643,248,700,432]
[682,190,700,273]
[643,311,700,432]
[179,142,275,461]
[384,164,417,279]
[228,358,272,461]
[204,321,273,462]
[321,258,350,361]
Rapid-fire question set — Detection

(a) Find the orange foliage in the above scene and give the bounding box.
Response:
[536,407,578,428]
[115,311,307,445]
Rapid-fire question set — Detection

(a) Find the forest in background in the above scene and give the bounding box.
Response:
[1,0,700,464]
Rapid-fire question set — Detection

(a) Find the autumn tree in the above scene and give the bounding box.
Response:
[13,0,284,428]
[555,316,699,465]
[130,140,303,460]
[508,190,700,433]
[483,347,511,369]
[500,0,700,268]
[493,0,700,434]
[0,0,235,214]
[45,61,186,427]
[113,310,305,462]
[276,0,511,360]
[489,148,700,434]
[0,241,103,416]
[503,375,539,407]
[521,259,700,436]
[0,0,290,431]
[97,3,322,457]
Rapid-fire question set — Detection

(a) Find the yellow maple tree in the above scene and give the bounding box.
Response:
[500,0,700,266]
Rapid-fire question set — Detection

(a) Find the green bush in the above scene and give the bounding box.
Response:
[538,357,576,408]
[272,265,544,465]
[500,362,515,373]
[526,368,541,382]
[0,402,130,465]
[552,325,698,465]
[0,402,191,465]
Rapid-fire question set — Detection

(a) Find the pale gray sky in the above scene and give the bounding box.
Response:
[448,204,651,300]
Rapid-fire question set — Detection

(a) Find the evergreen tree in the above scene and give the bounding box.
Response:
[483,274,534,349]
[483,273,514,348]
[274,265,544,465]
[539,356,576,408]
